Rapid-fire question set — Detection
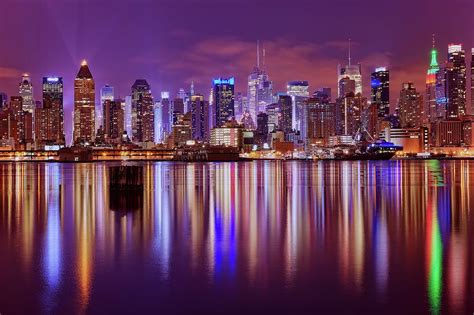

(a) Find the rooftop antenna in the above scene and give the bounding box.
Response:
[348,38,352,66]
[262,42,266,69]
[257,40,260,68]
[432,33,436,48]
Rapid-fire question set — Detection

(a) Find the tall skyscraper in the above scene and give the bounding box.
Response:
[124,96,132,137]
[18,74,34,113]
[247,42,273,120]
[277,94,292,137]
[398,82,423,128]
[103,99,124,144]
[131,79,154,144]
[371,67,390,120]
[8,96,33,148]
[338,77,356,97]
[36,77,65,147]
[73,60,95,145]
[213,77,235,127]
[447,44,467,117]
[426,38,440,123]
[99,85,114,129]
[287,81,310,132]
[306,97,336,144]
[190,94,210,141]
[338,41,362,97]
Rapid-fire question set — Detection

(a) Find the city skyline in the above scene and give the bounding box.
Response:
[0,0,472,130]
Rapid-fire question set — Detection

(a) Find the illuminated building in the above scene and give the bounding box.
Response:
[277,94,293,138]
[190,94,210,141]
[255,112,269,146]
[158,91,172,136]
[447,44,467,117]
[313,88,332,103]
[287,81,310,132]
[338,41,362,97]
[102,100,124,144]
[99,85,114,129]
[131,79,154,144]
[435,120,463,147]
[7,96,33,149]
[266,102,280,132]
[247,42,273,120]
[18,74,34,113]
[371,67,390,120]
[172,98,185,125]
[379,127,429,154]
[210,120,243,148]
[171,112,192,147]
[234,92,247,120]
[124,96,132,137]
[212,77,235,127]
[426,38,440,123]
[338,77,356,97]
[335,92,365,136]
[305,97,336,145]
[36,77,65,148]
[398,82,423,128]
[73,60,96,145]
[0,92,7,109]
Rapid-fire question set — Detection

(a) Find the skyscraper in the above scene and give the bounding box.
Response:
[426,38,440,123]
[447,44,467,117]
[73,60,95,145]
[247,42,273,120]
[338,41,362,97]
[190,94,210,141]
[371,67,390,120]
[398,82,423,128]
[131,79,154,144]
[103,99,124,144]
[99,85,114,129]
[213,77,235,127]
[306,97,336,144]
[36,77,65,148]
[18,74,34,113]
[338,77,356,97]
[277,94,292,136]
[287,81,310,132]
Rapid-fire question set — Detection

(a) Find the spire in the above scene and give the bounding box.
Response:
[262,42,266,69]
[429,34,439,69]
[77,60,93,79]
[190,80,195,95]
[348,39,352,66]
[257,40,260,68]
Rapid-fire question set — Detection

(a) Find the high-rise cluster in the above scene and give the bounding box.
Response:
[0,38,473,155]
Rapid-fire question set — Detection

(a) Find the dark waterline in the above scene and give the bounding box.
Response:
[0,160,473,314]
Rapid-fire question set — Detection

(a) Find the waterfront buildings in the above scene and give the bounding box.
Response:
[210,120,243,148]
[103,100,124,144]
[306,97,336,145]
[36,77,65,148]
[99,85,114,129]
[426,40,440,123]
[18,74,34,113]
[190,94,210,141]
[287,81,310,133]
[398,82,423,128]
[371,67,390,120]
[131,79,154,144]
[73,60,95,145]
[212,77,235,127]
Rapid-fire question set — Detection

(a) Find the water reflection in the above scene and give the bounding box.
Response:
[0,160,473,314]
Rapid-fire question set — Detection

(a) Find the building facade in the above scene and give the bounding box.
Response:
[131,79,154,144]
[73,61,95,145]
[213,77,235,128]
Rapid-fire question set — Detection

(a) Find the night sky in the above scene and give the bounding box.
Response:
[0,0,473,141]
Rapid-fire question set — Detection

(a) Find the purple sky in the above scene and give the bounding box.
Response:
[0,0,473,140]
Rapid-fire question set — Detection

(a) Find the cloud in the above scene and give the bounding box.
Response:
[0,67,23,79]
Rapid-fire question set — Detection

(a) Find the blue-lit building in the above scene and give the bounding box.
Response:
[371,67,390,119]
[212,77,235,127]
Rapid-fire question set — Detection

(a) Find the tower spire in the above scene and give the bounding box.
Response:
[257,40,260,68]
[262,41,266,69]
[429,34,439,69]
[348,38,352,66]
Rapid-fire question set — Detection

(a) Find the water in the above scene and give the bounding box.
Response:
[0,160,473,314]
